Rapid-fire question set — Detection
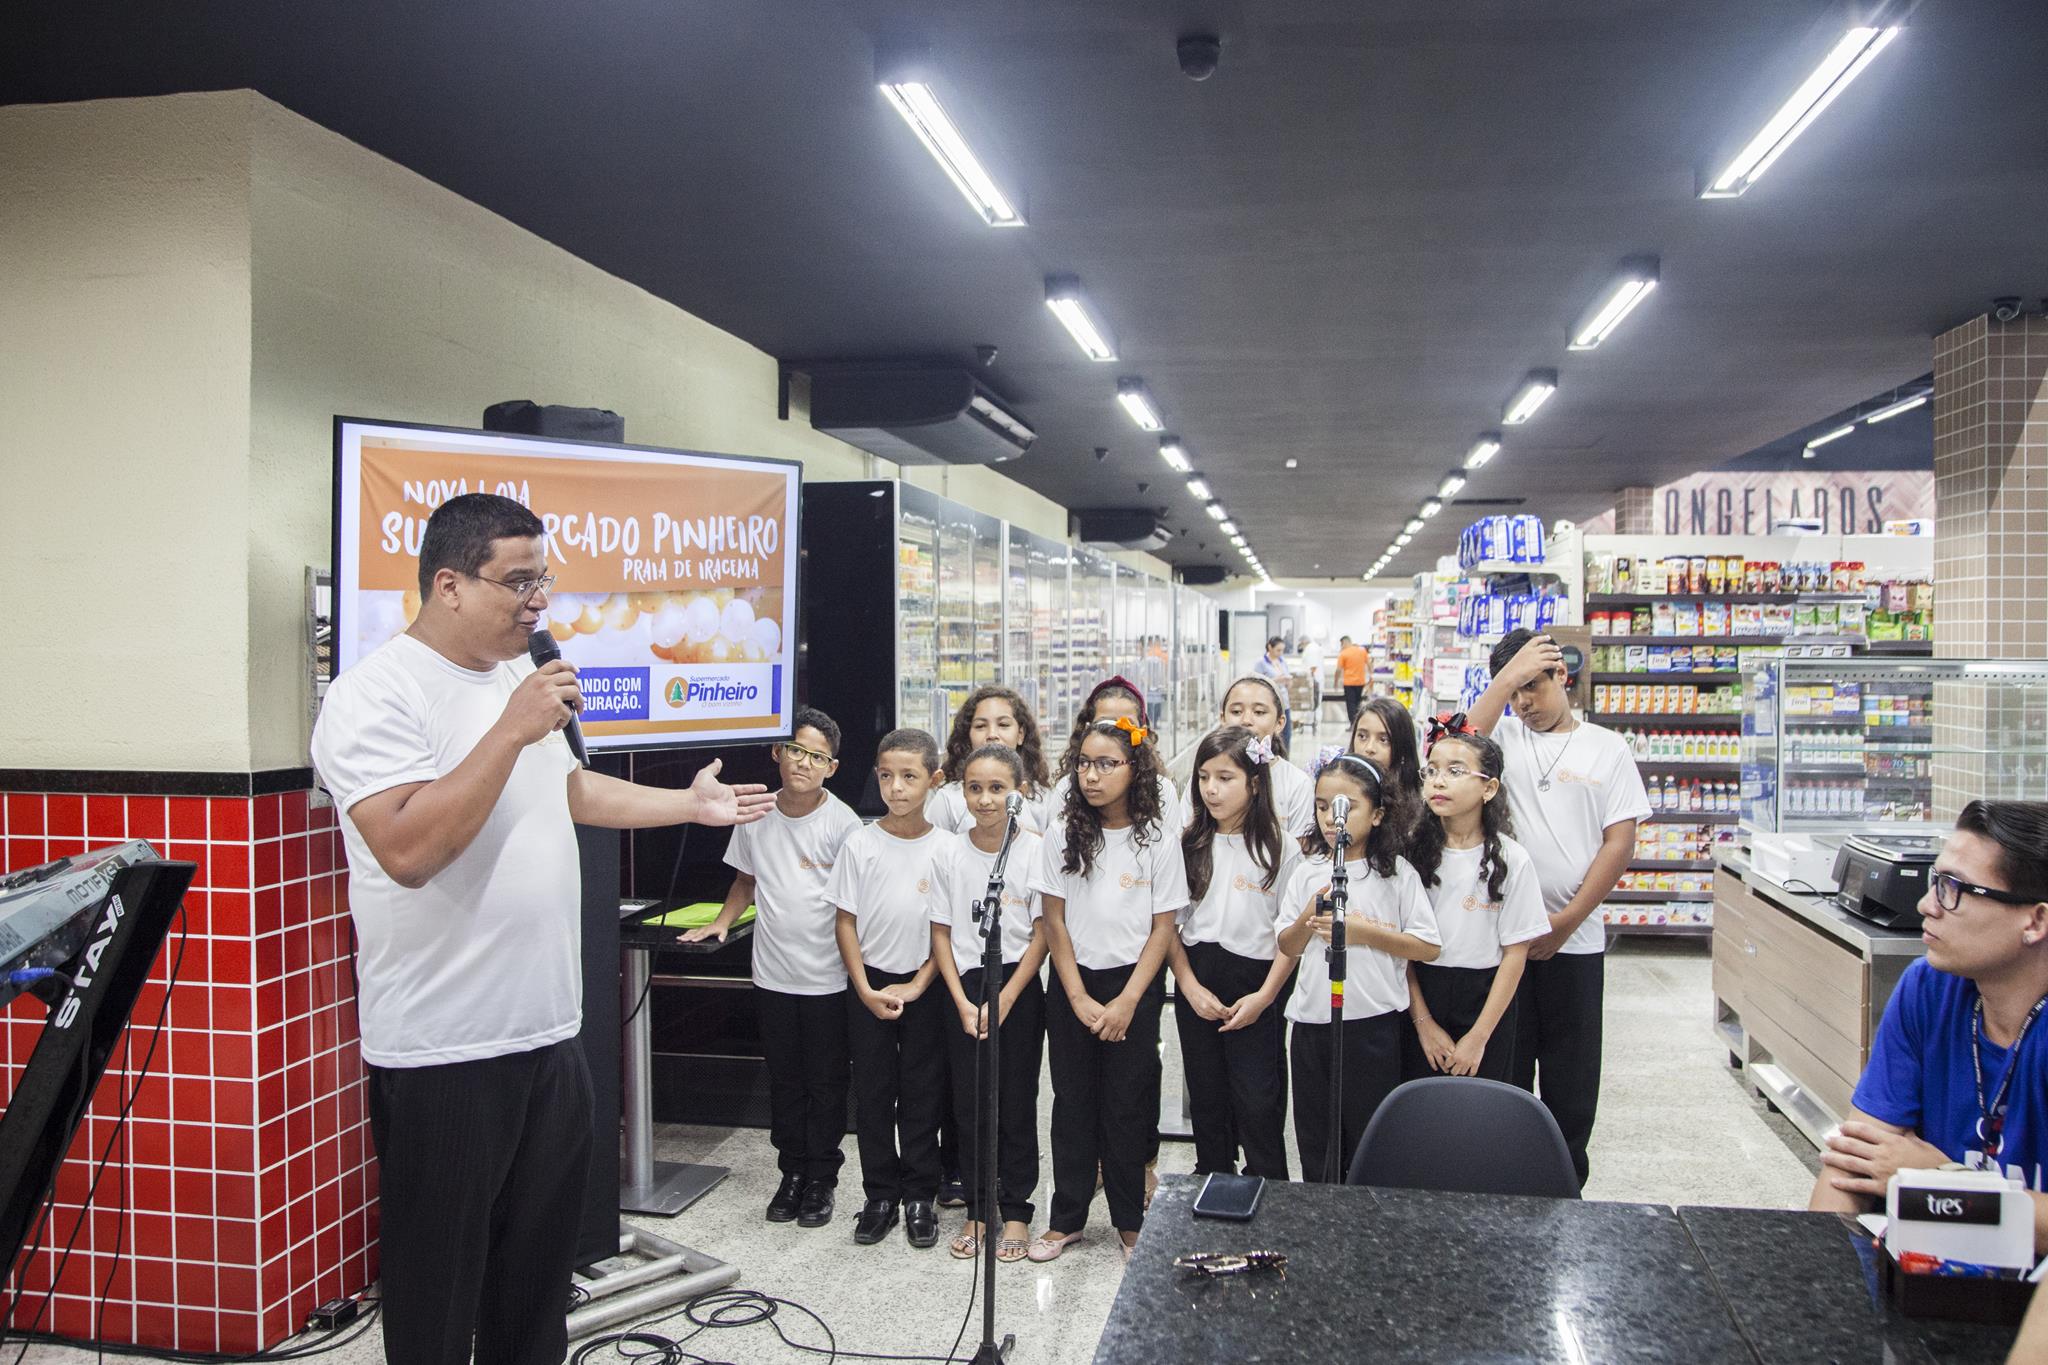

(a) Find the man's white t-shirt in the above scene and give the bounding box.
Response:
[311,634,580,1068]
[823,823,947,976]
[1030,823,1190,971]
[1277,856,1439,1024]
[1428,838,1551,970]
[928,829,1042,977]
[1492,716,1652,955]
[725,791,863,994]
[1179,833,1302,962]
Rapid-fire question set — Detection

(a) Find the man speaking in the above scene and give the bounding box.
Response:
[312,493,774,1365]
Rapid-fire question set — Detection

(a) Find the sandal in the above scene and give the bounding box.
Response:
[1026,1231,1085,1263]
[949,1229,980,1260]
[996,1237,1030,1264]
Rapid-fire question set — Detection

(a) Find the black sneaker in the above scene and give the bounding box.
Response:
[765,1173,806,1223]
[935,1174,967,1209]
[903,1199,940,1249]
[852,1198,899,1245]
[797,1181,836,1228]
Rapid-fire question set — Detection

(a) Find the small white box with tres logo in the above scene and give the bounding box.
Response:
[1885,1168,2034,1271]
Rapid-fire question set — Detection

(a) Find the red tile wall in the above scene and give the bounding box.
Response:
[0,789,374,1354]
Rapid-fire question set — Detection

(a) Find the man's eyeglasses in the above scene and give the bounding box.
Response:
[472,571,556,604]
[1073,757,1130,776]
[1931,870,2039,914]
[1422,763,1481,783]
[780,742,835,770]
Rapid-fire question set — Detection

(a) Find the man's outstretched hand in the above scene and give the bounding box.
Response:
[690,758,775,826]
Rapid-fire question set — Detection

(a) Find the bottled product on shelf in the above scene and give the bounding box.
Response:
[1612,728,1742,764]
[1645,775,1739,815]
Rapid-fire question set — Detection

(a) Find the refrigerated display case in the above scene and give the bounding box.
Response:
[933,497,1002,736]
[1739,657,2048,835]
[1173,586,1223,756]
[1068,548,1114,710]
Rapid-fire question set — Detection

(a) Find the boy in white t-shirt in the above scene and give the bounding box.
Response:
[1471,630,1651,1189]
[685,707,863,1228]
[827,729,950,1250]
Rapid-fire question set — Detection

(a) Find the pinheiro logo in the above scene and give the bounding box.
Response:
[664,675,763,709]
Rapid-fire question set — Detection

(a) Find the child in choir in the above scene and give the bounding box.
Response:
[1403,719,1549,1084]
[932,686,1052,834]
[827,728,950,1248]
[1054,677,1183,831]
[683,707,863,1228]
[1171,726,1301,1180]
[1030,716,1188,1261]
[1277,754,1440,1183]
[1218,675,1316,838]
[928,743,1049,1264]
[1350,695,1439,877]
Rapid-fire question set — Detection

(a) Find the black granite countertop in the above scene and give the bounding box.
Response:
[1094,1179,2018,1364]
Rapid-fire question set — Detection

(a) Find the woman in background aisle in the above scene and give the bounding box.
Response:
[1253,637,1293,754]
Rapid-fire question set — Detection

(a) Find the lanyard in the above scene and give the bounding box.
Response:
[1971,992,2048,1160]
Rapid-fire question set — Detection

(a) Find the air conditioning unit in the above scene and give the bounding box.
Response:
[1177,564,1229,586]
[1075,509,1172,553]
[800,362,1035,466]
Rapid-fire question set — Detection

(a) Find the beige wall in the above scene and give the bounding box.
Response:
[2,90,1162,772]
[0,94,256,771]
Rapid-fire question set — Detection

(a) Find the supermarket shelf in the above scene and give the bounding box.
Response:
[1590,712,1743,725]
[1635,761,1741,773]
[1587,592,1866,606]
[1607,921,1714,938]
[1630,859,1718,872]
[1593,635,1805,648]
[1646,811,1739,825]
[1865,639,1935,656]
[1782,762,1869,775]
[1606,890,1714,903]
[1469,559,1567,577]
[1591,671,1742,684]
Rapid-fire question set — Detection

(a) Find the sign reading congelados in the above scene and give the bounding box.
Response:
[333,417,801,750]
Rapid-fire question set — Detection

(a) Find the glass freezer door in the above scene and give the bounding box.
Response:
[896,491,940,735]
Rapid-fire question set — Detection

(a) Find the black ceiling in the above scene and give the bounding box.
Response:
[8,1,2046,577]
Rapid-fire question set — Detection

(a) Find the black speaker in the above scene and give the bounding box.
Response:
[483,400,624,444]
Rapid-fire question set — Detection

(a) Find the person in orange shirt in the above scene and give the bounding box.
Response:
[1336,636,1371,724]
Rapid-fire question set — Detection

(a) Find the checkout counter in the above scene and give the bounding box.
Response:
[1711,837,1932,1149]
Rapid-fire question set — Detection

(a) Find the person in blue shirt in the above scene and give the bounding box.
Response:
[1810,800,2048,1252]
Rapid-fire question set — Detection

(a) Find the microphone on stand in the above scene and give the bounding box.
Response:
[525,629,588,766]
[1323,792,1353,1182]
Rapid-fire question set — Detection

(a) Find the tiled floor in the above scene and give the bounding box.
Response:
[15,939,1821,1365]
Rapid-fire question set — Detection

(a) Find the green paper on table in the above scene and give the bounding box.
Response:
[649,901,755,928]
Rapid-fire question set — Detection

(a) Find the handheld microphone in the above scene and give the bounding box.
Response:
[525,629,588,766]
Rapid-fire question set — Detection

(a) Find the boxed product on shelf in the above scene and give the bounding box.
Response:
[1458,514,1549,569]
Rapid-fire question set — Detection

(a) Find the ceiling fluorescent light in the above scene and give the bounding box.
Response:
[1568,257,1660,351]
[1158,437,1192,473]
[1701,26,1901,200]
[1220,520,1239,536]
[1403,518,1425,536]
[1117,377,1163,431]
[1420,498,1444,519]
[1504,369,1558,426]
[1464,433,1503,470]
[1185,476,1212,501]
[877,43,1024,227]
[1807,423,1856,449]
[1396,533,1413,547]
[1044,276,1117,361]
[1865,392,1929,424]
[1205,502,1227,521]
[1437,471,1468,500]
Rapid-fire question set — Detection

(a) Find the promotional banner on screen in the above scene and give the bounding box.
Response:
[334,418,801,750]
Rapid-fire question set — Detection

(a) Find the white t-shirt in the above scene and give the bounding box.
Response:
[925,784,1052,837]
[1428,838,1551,970]
[928,829,1042,977]
[1270,759,1317,838]
[823,822,947,976]
[1493,716,1653,955]
[1277,856,1439,1024]
[1179,832,1303,961]
[1031,822,1190,971]
[1049,771,1183,843]
[724,790,864,994]
[311,634,580,1068]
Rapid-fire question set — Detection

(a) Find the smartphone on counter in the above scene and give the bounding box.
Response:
[1192,1172,1265,1222]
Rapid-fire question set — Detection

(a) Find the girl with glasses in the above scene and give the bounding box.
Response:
[1052,677,1184,834]
[1029,717,1188,1262]
[1402,721,1548,1085]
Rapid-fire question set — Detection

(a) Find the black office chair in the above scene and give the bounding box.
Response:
[1346,1077,1581,1199]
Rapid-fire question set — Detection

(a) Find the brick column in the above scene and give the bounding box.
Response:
[1614,485,1656,533]
[1930,313,2048,820]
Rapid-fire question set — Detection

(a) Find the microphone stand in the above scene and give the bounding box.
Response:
[1322,826,1351,1184]
[970,800,1023,1365]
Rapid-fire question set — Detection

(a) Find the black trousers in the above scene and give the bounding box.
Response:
[1343,685,1364,723]
[367,1038,593,1365]
[845,967,946,1203]
[1509,951,1604,1190]
[1046,964,1164,1235]
[949,966,1045,1225]
[757,985,850,1184]
[1290,1012,1402,1184]
[1174,942,1289,1180]
[1400,962,1521,1084]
